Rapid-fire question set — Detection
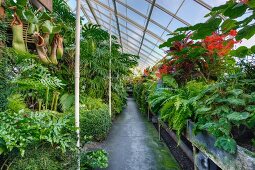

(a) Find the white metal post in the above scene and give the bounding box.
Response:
[75,0,81,169]
[109,12,112,118]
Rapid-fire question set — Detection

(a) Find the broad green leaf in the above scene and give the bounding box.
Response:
[41,20,53,33]
[16,0,27,7]
[251,45,255,54]
[230,98,246,106]
[248,0,255,8]
[229,89,243,96]
[224,3,247,19]
[236,25,255,40]
[159,34,186,48]
[211,2,233,12]
[23,10,38,24]
[246,114,255,128]
[39,12,51,21]
[233,46,249,58]
[192,18,222,40]
[52,25,62,34]
[221,19,237,32]
[227,112,249,121]
[215,137,237,154]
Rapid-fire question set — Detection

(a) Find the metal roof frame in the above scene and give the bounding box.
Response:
[91,7,162,50]
[91,0,165,43]
[96,16,162,59]
[112,0,123,51]
[138,0,156,57]
[67,0,220,67]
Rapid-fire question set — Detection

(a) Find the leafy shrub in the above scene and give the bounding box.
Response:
[7,94,27,112]
[80,108,111,141]
[111,92,124,116]
[80,96,107,110]
[0,110,75,156]
[8,144,76,170]
[81,149,108,169]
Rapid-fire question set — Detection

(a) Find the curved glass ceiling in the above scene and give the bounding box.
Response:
[66,0,228,70]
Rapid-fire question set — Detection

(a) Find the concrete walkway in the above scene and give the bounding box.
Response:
[100,97,180,170]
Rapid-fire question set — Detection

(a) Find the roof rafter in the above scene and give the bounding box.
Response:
[112,0,123,52]
[98,22,156,64]
[90,7,161,49]
[138,0,156,60]
[96,16,162,58]
[116,0,172,34]
[92,0,165,43]
[81,5,91,22]
[145,0,191,26]
[84,0,99,24]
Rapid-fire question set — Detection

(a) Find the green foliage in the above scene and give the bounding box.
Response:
[59,93,75,112]
[78,97,111,141]
[8,145,77,170]
[149,81,207,138]
[0,20,8,43]
[194,74,255,153]
[81,149,108,169]
[7,94,27,112]
[214,137,237,154]
[80,96,107,111]
[0,110,75,156]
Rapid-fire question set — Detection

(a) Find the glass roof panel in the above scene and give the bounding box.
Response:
[147,22,165,36]
[144,34,158,45]
[127,23,143,35]
[98,0,113,8]
[143,39,156,49]
[126,8,147,27]
[177,0,210,25]
[202,0,227,7]
[156,0,184,13]
[126,0,150,14]
[93,3,110,15]
[151,7,172,27]
[167,18,186,32]
[67,0,76,11]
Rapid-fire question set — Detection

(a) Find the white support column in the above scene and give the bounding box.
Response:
[109,12,112,118]
[75,0,81,169]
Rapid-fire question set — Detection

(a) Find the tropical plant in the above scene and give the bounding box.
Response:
[79,104,111,141]
[0,110,75,157]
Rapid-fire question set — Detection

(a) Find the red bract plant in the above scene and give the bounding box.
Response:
[144,69,149,76]
[203,30,238,57]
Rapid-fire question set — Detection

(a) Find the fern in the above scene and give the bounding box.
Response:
[7,94,27,113]
[59,93,75,112]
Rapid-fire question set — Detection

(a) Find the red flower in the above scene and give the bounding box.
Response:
[229,30,237,36]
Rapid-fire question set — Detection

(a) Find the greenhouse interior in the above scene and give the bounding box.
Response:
[0,0,255,169]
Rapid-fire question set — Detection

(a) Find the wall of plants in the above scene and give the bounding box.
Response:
[133,0,255,155]
[0,0,138,169]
